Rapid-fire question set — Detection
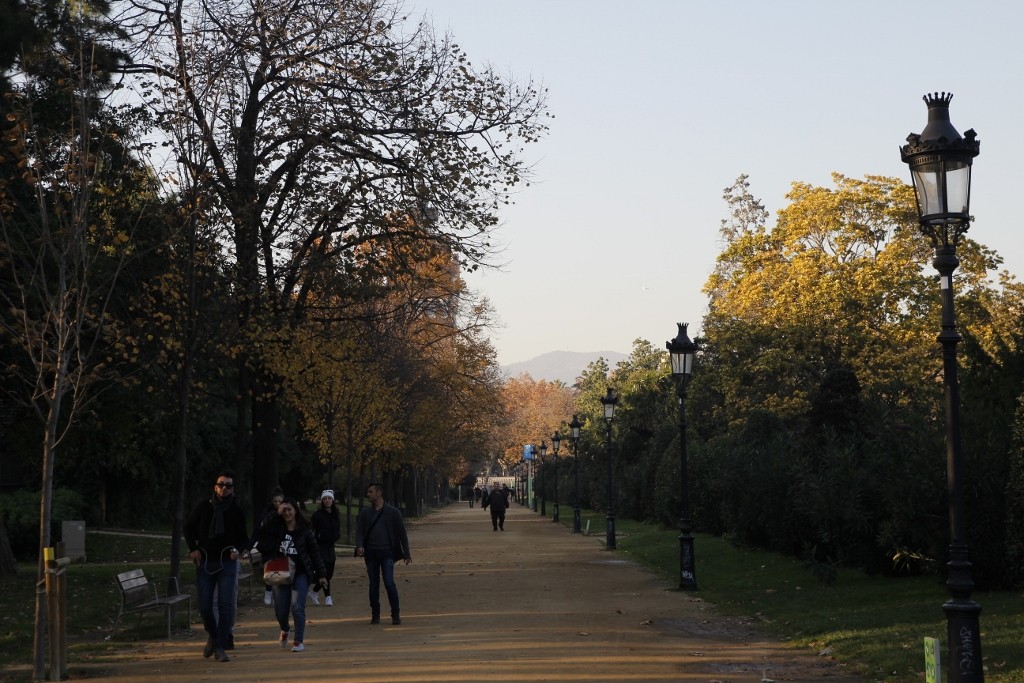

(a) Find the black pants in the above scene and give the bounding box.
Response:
[490,508,505,530]
[320,547,336,597]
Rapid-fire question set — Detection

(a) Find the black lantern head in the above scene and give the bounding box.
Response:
[600,387,618,422]
[551,431,561,453]
[900,92,979,248]
[666,322,697,378]
[539,441,547,461]
[569,414,582,441]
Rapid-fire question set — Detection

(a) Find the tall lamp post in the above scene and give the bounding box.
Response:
[528,446,536,509]
[667,322,698,591]
[551,431,562,523]
[538,441,547,516]
[600,387,618,550]
[901,92,982,683]
[569,414,583,533]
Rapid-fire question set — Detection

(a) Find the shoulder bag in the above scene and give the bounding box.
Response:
[263,555,295,586]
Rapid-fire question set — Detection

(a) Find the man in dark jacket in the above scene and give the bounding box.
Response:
[483,483,508,531]
[184,469,249,662]
[355,483,411,625]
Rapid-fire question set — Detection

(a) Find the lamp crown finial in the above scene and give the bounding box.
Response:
[923,91,953,108]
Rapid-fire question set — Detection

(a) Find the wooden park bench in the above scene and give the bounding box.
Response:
[112,569,192,639]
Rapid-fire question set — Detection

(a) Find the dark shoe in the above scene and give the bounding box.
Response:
[370,615,380,624]
[492,527,497,531]
[391,617,402,625]
[203,638,215,658]
[214,648,230,662]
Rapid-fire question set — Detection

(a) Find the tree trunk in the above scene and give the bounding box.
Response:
[168,352,192,595]
[250,369,280,526]
[33,394,61,679]
[0,519,18,576]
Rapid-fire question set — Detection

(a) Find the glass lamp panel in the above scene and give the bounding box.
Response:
[670,352,684,375]
[945,162,971,215]
[912,163,944,217]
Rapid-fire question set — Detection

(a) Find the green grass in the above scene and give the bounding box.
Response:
[0,533,190,682]
[592,513,1024,682]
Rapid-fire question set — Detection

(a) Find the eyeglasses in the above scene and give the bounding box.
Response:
[215,482,234,489]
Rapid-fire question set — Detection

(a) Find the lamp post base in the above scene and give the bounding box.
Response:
[572,507,581,534]
[943,597,983,682]
[552,504,559,523]
[679,532,697,590]
[606,514,616,550]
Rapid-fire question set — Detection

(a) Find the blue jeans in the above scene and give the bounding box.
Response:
[195,558,238,649]
[272,572,311,643]
[364,548,399,618]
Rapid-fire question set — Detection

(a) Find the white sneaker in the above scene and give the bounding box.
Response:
[279,631,289,648]
[291,642,304,653]
[309,591,320,605]
[324,596,333,607]
[263,591,272,606]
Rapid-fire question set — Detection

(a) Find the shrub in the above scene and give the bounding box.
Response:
[0,488,87,558]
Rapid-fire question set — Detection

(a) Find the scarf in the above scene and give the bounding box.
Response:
[209,496,233,538]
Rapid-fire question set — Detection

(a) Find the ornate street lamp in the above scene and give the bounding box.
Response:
[667,322,698,591]
[538,441,547,516]
[600,387,618,550]
[901,92,982,683]
[551,431,562,523]
[569,414,583,533]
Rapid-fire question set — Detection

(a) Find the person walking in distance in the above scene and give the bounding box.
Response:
[184,469,249,663]
[483,482,508,531]
[254,497,328,653]
[252,487,285,606]
[355,483,411,625]
[310,489,341,606]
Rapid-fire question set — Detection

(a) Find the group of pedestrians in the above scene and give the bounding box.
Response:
[184,471,412,662]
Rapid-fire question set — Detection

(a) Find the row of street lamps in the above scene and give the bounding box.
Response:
[518,321,700,592]
[513,94,984,683]
[519,416,586,530]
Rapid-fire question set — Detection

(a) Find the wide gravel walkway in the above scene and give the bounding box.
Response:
[89,502,862,682]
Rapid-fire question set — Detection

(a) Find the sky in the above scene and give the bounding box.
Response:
[407,0,1024,366]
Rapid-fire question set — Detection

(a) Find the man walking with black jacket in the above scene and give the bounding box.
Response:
[355,483,412,625]
[184,469,249,662]
[483,483,508,531]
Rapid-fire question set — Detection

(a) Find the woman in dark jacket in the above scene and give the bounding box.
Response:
[310,489,341,606]
[255,497,327,652]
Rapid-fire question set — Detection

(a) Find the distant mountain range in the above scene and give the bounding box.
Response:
[501,350,628,385]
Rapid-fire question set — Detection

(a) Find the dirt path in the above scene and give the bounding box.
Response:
[86,503,864,682]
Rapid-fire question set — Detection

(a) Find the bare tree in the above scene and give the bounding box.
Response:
[116,0,550,515]
[0,64,155,683]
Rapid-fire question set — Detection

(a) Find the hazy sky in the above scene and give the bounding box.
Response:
[408,0,1024,365]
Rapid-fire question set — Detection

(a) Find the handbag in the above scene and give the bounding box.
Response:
[263,555,295,586]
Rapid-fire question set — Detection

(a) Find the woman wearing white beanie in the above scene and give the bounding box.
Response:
[310,490,341,606]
